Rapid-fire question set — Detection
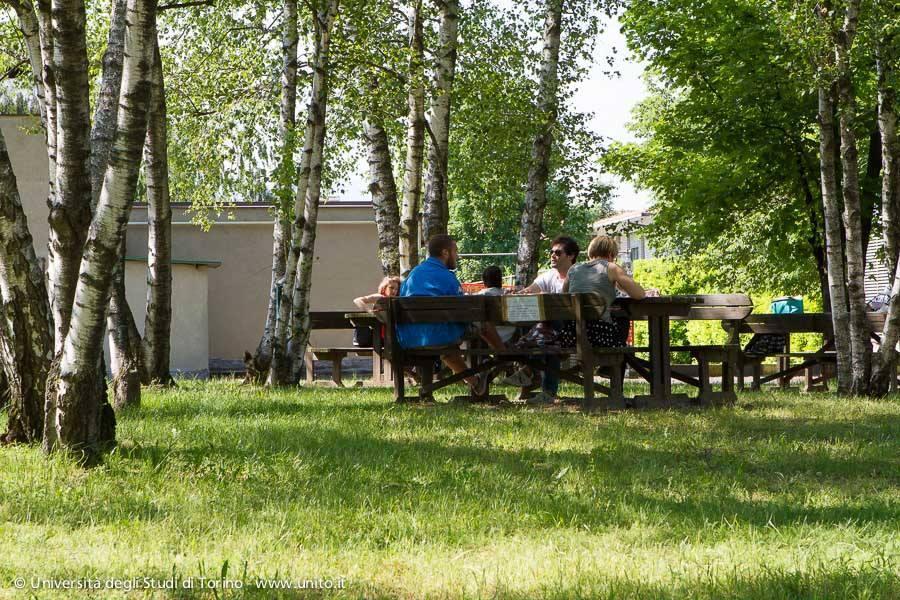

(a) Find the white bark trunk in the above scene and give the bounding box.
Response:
[833,0,870,393]
[515,0,562,287]
[253,0,298,383]
[44,0,156,462]
[0,128,52,444]
[6,0,47,125]
[47,0,95,352]
[870,26,900,395]
[422,0,459,242]
[818,80,853,393]
[399,0,425,274]
[141,40,173,385]
[286,0,340,385]
[364,112,401,276]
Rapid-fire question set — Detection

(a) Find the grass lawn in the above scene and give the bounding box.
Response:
[1,380,898,598]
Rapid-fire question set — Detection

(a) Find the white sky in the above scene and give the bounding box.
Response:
[337,14,650,213]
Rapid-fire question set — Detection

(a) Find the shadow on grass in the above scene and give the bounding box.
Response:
[21,402,886,535]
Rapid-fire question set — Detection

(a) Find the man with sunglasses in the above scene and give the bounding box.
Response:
[502,236,580,403]
[519,236,580,294]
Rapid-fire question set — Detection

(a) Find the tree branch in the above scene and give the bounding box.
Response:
[158,0,213,11]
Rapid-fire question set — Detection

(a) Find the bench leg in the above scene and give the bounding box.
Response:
[419,359,434,401]
[331,358,344,387]
[751,360,761,391]
[697,357,712,406]
[393,353,405,402]
[597,354,625,410]
[582,351,596,412]
[721,355,736,405]
[305,352,314,384]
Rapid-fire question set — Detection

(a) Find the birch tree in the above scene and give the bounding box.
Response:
[515,0,563,287]
[286,0,340,384]
[250,0,298,383]
[421,0,459,241]
[399,0,425,273]
[0,128,52,444]
[833,0,871,393]
[869,4,900,394]
[363,100,401,276]
[44,0,158,462]
[141,39,174,386]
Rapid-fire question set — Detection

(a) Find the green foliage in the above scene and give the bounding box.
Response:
[448,0,613,282]
[1,380,898,597]
[604,0,887,299]
[631,257,825,357]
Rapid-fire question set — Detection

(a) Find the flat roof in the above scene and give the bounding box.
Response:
[125,256,222,268]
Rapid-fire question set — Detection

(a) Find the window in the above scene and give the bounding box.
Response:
[630,247,640,262]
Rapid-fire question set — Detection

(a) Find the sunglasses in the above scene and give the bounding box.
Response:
[549,249,566,256]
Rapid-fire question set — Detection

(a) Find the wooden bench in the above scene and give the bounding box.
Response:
[722,312,891,391]
[378,293,753,410]
[305,311,376,386]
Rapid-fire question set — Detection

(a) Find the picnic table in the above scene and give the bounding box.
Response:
[365,293,752,410]
[722,311,892,391]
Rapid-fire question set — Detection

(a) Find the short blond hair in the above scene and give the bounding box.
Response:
[587,235,619,260]
[378,276,401,295]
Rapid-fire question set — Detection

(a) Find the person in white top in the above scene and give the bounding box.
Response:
[519,235,579,294]
[503,236,580,404]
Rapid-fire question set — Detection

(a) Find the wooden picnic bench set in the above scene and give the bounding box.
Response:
[304,295,895,409]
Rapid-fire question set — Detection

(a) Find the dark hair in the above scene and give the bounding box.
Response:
[551,236,579,261]
[427,234,456,258]
[482,265,503,289]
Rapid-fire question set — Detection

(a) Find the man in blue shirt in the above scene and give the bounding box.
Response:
[398,234,503,394]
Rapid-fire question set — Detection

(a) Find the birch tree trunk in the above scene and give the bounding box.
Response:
[817,79,853,393]
[364,109,401,276]
[141,40,173,385]
[34,0,57,208]
[515,0,563,287]
[44,0,157,463]
[421,0,459,242]
[90,0,143,407]
[286,0,340,385]
[107,239,141,409]
[399,0,425,274]
[47,0,95,351]
[0,129,52,444]
[251,0,298,383]
[833,0,870,394]
[870,26,900,395]
[5,0,46,125]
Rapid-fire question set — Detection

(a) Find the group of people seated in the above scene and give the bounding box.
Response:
[353,233,653,403]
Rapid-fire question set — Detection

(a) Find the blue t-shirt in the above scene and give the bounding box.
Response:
[397,257,466,348]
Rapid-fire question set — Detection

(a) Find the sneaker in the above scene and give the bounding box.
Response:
[469,372,489,396]
[500,367,534,387]
[525,391,556,406]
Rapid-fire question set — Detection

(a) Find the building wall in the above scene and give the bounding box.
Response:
[3,114,384,368]
[123,260,210,374]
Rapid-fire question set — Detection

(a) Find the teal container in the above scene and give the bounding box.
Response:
[770,296,803,314]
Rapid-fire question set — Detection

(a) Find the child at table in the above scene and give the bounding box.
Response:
[353,275,401,311]
[475,265,517,344]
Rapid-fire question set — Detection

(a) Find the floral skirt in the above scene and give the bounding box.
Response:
[558,319,628,348]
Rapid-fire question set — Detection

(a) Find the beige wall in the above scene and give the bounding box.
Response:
[123,260,210,373]
[1,117,50,248]
[4,115,385,366]
[126,204,383,360]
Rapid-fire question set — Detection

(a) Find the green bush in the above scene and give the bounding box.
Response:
[629,258,824,361]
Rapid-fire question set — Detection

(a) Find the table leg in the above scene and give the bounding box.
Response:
[648,315,671,404]
[373,330,383,384]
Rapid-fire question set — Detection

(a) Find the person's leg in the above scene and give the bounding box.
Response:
[441,352,479,388]
[542,355,560,396]
[478,323,506,351]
